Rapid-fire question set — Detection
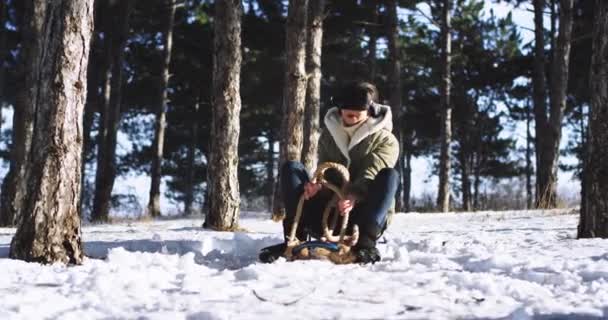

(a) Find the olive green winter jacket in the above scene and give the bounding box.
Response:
[318,104,400,215]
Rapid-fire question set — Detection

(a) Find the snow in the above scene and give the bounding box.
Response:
[1,209,608,319]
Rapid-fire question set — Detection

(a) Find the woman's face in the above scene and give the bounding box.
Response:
[340,109,369,126]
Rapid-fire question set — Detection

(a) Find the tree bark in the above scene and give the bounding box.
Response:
[272,0,308,220]
[91,0,134,222]
[404,152,412,212]
[578,0,608,239]
[387,0,404,212]
[542,0,573,208]
[9,0,93,264]
[0,0,38,227]
[266,132,275,211]
[550,0,557,68]
[533,0,550,208]
[301,0,324,173]
[206,0,242,230]
[526,100,534,209]
[459,141,471,211]
[149,0,177,218]
[437,0,452,213]
[184,93,200,216]
[473,152,481,209]
[0,0,7,114]
[81,0,103,217]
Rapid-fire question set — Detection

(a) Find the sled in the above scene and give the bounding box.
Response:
[283,162,359,264]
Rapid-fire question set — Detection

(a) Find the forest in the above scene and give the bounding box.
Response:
[0,0,606,265]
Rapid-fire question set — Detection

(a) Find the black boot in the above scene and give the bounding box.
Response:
[259,242,287,263]
[352,224,382,264]
[353,245,381,264]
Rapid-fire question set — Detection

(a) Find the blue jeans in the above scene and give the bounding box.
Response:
[280,161,399,248]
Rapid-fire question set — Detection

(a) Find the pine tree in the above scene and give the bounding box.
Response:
[272,0,308,221]
[533,0,574,208]
[9,0,93,264]
[578,0,608,238]
[91,0,135,222]
[301,0,324,173]
[149,0,177,218]
[206,0,242,230]
[0,0,35,226]
[437,0,452,212]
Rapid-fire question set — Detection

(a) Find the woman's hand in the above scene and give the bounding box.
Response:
[337,195,356,216]
[303,182,322,200]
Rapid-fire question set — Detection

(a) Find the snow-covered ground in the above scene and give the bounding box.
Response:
[1,209,608,319]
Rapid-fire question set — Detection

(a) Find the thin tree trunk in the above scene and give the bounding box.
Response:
[550,0,557,68]
[272,0,308,221]
[544,0,573,208]
[437,0,452,213]
[0,0,38,227]
[92,42,112,221]
[0,0,7,119]
[9,0,93,264]
[473,152,481,209]
[301,0,324,173]
[206,0,242,230]
[149,0,177,218]
[526,100,534,209]
[532,0,550,208]
[404,152,412,212]
[91,0,134,222]
[81,0,102,217]
[184,93,200,216]
[578,0,608,239]
[387,0,404,212]
[459,144,471,211]
[458,108,472,212]
[266,133,275,212]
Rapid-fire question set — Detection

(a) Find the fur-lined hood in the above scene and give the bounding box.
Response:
[323,103,393,165]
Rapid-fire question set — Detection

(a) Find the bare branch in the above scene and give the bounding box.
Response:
[415,7,439,28]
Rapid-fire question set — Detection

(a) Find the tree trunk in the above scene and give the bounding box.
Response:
[206,0,242,230]
[0,0,38,227]
[578,0,608,239]
[532,0,572,209]
[437,0,452,213]
[473,152,481,209]
[81,0,102,217]
[266,132,275,212]
[301,0,324,173]
[459,144,471,211]
[184,93,200,216]
[404,152,412,212]
[550,0,557,68]
[91,0,134,222]
[526,100,534,209]
[9,0,93,265]
[387,0,404,212]
[533,0,550,208]
[149,0,177,218]
[542,0,573,208]
[0,0,7,113]
[272,0,308,221]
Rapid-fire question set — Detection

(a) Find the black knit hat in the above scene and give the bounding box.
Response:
[333,81,378,111]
